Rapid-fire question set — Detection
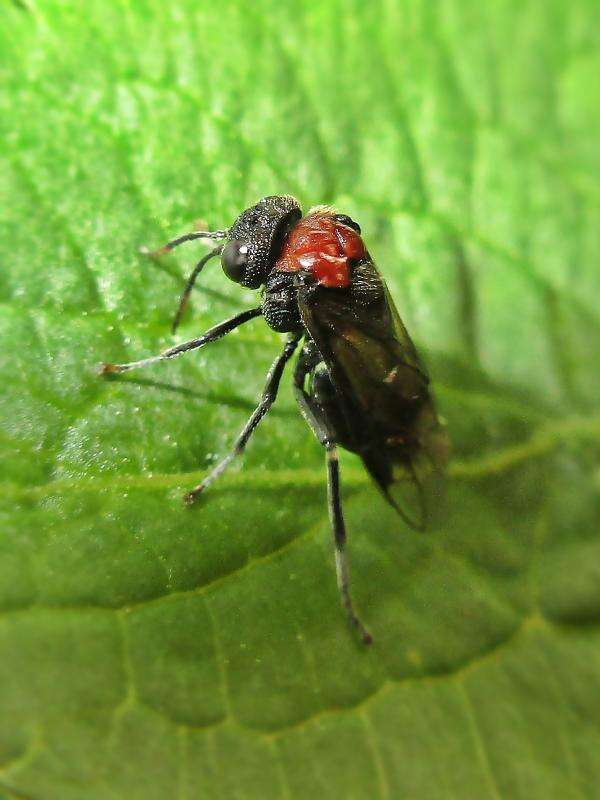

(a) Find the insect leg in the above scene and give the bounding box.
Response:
[326,445,372,645]
[171,245,223,334]
[293,342,332,446]
[294,343,372,644]
[184,332,302,504]
[100,307,262,375]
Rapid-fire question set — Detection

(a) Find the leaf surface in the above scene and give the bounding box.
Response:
[0,1,599,798]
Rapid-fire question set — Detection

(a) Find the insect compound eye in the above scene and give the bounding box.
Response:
[221,240,250,284]
[334,214,361,234]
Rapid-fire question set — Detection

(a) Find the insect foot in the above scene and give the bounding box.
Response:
[183,488,203,506]
[98,361,122,375]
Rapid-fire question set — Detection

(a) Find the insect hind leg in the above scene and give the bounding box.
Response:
[326,444,372,645]
[294,342,372,644]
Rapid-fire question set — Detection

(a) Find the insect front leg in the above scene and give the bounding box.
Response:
[183,331,302,504]
[293,343,372,645]
[99,307,262,375]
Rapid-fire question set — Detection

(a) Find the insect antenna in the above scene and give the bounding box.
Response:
[171,244,224,333]
[141,228,228,258]
[140,226,230,332]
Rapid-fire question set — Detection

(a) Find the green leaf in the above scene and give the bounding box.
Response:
[1,1,599,798]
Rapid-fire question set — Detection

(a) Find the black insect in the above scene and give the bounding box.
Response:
[101,195,448,644]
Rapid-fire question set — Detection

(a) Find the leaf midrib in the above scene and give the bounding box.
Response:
[3,412,598,502]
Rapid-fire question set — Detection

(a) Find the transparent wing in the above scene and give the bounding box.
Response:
[297,260,448,530]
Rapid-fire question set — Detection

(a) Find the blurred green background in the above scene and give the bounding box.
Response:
[1,0,599,798]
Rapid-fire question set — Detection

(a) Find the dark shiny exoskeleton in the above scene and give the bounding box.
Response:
[101,195,447,644]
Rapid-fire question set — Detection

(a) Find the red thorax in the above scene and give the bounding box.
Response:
[274,211,366,288]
